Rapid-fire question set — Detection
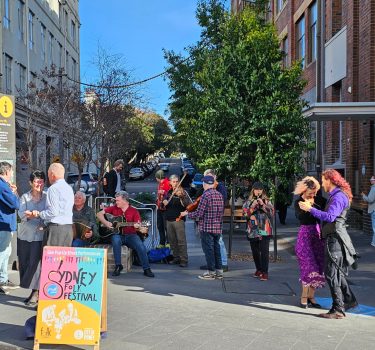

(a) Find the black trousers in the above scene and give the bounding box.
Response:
[157,210,167,245]
[249,237,270,273]
[325,235,356,313]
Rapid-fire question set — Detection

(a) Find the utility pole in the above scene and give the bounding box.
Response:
[57,67,66,165]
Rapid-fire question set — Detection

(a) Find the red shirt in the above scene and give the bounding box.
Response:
[157,178,171,208]
[104,205,141,235]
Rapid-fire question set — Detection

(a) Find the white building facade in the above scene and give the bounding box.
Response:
[0,0,80,191]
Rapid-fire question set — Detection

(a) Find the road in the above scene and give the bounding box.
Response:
[126,158,182,196]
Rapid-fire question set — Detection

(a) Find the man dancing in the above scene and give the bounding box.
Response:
[299,169,358,319]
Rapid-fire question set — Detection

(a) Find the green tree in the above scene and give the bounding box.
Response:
[165,0,309,197]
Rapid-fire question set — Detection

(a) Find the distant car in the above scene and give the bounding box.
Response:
[129,168,145,180]
[191,173,203,189]
[183,166,196,176]
[67,172,100,196]
[159,163,170,172]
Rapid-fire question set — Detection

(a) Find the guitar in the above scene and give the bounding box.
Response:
[100,214,151,239]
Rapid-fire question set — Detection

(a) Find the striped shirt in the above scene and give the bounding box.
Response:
[188,188,224,234]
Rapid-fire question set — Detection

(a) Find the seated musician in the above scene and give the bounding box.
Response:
[96,191,155,278]
[72,191,98,247]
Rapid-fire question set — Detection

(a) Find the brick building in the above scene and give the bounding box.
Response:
[232,0,375,233]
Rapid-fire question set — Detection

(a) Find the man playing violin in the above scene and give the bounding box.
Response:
[97,191,154,277]
[180,175,224,280]
[155,170,170,247]
[162,174,192,267]
[196,169,229,272]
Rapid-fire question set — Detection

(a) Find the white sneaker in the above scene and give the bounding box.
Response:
[198,271,216,280]
[371,243,375,248]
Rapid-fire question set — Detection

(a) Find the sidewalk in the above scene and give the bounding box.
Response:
[0,208,374,350]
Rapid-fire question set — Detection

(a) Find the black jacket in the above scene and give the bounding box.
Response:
[104,169,119,197]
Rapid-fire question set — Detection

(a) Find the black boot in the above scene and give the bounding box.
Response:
[112,264,123,276]
[143,268,155,278]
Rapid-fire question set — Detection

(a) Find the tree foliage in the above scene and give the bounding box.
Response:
[165,0,309,197]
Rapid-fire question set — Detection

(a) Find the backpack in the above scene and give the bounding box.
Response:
[147,247,173,263]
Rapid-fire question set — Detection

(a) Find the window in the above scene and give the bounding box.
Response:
[30,71,37,88]
[72,58,76,80]
[28,11,34,49]
[64,10,68,35]
[19,64,26,92]
[48,32,54,65]
[296,16,306,67]
[3,0,10,29]
[58,43,63,68]
[59,2,63,27]
[71,20,76,45]
[275,0,285,14]
[66,51,69,75]
[281,35,289,67]
[18,0,25,41]
[4,54,12,94]
[309,1,318,63]
[41,24,46,62]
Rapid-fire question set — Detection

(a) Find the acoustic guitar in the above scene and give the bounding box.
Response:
[100,214,151,239]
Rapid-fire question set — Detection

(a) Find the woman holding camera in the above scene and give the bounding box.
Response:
[243,182,274,281]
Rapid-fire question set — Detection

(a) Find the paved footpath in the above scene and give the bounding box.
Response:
[1,208,375,350]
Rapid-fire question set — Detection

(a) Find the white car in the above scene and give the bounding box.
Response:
[129,168,145,180]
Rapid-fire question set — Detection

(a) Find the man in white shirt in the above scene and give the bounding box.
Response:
[27,163,74,247]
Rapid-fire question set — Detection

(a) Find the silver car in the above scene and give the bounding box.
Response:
[129,167,145,180]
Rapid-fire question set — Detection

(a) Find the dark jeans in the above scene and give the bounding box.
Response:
[201,232,222,272]
[250,237,270,273]
[157,210,167,245]
[72,239,89,247]
[325,235,356,313]
[111,234,150,270]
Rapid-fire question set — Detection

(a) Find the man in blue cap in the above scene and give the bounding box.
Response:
[180,175,224,279]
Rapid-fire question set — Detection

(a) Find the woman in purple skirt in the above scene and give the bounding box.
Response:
[294,177,326,308]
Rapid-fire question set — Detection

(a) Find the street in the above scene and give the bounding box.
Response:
[1,204,375,349]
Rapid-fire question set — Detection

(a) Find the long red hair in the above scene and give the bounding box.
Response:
[322,169,353,203]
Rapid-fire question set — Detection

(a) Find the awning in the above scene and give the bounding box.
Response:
[303,102,375,121]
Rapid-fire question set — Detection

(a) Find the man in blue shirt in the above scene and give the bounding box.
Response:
[0,162,20,294]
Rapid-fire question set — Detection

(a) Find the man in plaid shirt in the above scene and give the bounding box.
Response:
[181,175,224,280]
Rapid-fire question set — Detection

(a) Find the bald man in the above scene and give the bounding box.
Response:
[28,163,74,246]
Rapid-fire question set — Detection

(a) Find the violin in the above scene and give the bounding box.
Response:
[176,196,201,222]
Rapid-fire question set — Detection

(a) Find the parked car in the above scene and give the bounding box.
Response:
[159,163,170,172]
[66,172,100,196]
[190,173,203,198]
[129,167,145,180]
[183,166,196,176]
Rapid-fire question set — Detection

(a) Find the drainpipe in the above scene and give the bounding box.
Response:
[315,0,325,178]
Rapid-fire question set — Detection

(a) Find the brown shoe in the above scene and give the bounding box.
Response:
[259,273,268,281]
[318,311,345,319]
[253,270,262,278]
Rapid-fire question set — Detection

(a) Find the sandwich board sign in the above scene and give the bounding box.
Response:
[34,247,107,350]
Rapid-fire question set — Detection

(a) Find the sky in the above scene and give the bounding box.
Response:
[79,1,209,118]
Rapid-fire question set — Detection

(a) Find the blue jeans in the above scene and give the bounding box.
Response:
[72,239,89,247]
[200,232,222,272]
[371,211,375,245]
[0,231,13,284]
[219,236,228,266]
[111,234,150,270]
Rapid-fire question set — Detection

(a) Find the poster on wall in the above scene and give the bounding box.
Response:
[34,247,107,348]
[0,94,15,179]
